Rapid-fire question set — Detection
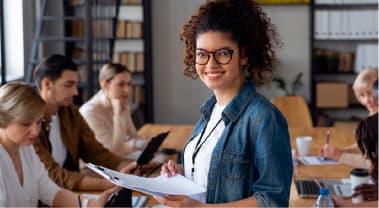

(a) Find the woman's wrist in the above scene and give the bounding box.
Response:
[82,197,90,208]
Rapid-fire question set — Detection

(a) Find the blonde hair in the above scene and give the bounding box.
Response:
[353,68,378,94]
[0,82,46,127]
[99,63,130,88]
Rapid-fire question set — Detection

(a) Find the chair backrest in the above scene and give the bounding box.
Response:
[271,96,313,129]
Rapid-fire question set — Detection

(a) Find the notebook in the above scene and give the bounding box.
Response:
[295,178,352,198]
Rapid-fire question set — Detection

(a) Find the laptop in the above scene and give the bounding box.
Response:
[295,178,352,198]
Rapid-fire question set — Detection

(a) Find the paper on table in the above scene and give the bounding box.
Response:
[298,156,338,165]
[87,163,206,197]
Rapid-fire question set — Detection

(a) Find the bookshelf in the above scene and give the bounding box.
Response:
[113,0,153,127]
[310,0,378,124]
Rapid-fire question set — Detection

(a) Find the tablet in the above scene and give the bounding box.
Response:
[136,131,170,165]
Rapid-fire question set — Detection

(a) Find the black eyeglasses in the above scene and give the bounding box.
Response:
[195,48,234,65]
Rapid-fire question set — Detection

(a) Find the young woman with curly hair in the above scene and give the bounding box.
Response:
[155,0,292,207]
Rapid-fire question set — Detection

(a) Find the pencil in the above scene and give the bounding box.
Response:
[326,130,330,144]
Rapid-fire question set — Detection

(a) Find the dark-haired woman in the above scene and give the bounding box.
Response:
[333,113,378,207]
[155,0,292,207]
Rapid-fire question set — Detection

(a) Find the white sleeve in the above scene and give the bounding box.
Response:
[31,147,61,206]
[0,169,7,207]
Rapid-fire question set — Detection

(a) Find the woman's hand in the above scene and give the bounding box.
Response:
[353,183,378,201]
[331,195,349,207]
[153,195,203,207]
[89,186,120,207]
[319,144,342,160]
[111,99,128,115]
[161,160,183,177]
[119,161,138,174]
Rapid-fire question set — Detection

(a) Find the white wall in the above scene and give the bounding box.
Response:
[257,5,310,101]
[152,0,207,125]
[3,0,24,80]
[152,1,310,124]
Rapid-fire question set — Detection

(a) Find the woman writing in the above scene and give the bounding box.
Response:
[0,82,115,207]
[320,68,378,168]
[154,0,293,207]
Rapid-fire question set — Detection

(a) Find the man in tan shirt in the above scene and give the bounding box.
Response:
[33,54,137,191]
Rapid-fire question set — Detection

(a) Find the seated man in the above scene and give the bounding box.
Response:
[33,54,138,191]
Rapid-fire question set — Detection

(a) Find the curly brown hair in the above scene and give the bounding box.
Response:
[180,0,281,82]
[356,113,378,182]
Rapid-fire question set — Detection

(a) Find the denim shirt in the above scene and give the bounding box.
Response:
[183,80,293,207]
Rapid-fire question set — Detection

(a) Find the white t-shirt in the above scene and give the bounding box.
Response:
[49,114,67,167]
[0,145,60,207]
[184,103,225,202]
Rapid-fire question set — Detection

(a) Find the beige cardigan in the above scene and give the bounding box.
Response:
[80,91,141,156]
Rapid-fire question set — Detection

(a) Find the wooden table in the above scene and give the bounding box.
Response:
[136,124,357,207]
[289,126,356,207]
[138,123,194,152]
[137,123,194,206]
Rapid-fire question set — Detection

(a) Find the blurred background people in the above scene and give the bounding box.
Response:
[0,82,115,207]
[80,63,145,157]
[333,113,378,207]
[320,68,378,168]
[32,54,138,191]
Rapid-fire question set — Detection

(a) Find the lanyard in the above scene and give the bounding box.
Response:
[191,118,222,180]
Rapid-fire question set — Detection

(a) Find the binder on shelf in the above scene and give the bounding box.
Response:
[328,10,340,39]
[369,10,378,39]
[136,53,144,73]
[354,44,378,74]
[315,10,329,39]
[116,21,126,38]
[341,10,349,39]
[314,11,322,39]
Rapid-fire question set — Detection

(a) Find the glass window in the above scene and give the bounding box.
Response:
[1,0,24,83]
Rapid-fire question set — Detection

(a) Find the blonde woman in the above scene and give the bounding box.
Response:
[320,67,378,168]
[80,63,145,157]
[0,82,115,207]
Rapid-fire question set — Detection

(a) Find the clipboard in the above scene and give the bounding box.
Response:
[86,163,206,198]
[136,131,170,165]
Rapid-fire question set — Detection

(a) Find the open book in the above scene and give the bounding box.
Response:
[87,163,206,198]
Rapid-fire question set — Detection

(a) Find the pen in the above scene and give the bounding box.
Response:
[326,130,330,144]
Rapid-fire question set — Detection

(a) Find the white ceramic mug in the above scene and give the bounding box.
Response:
[296,136,312,156]
[350,168,370,204]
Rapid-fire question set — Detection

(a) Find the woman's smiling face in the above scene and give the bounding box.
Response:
[195,31,247,94]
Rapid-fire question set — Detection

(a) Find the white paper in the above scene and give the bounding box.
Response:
[87,163,206,197]
[298,156,338,165]
[333,184,352,198]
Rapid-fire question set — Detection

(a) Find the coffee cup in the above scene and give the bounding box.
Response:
[296,136,312,156]
[350,168,369,204]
